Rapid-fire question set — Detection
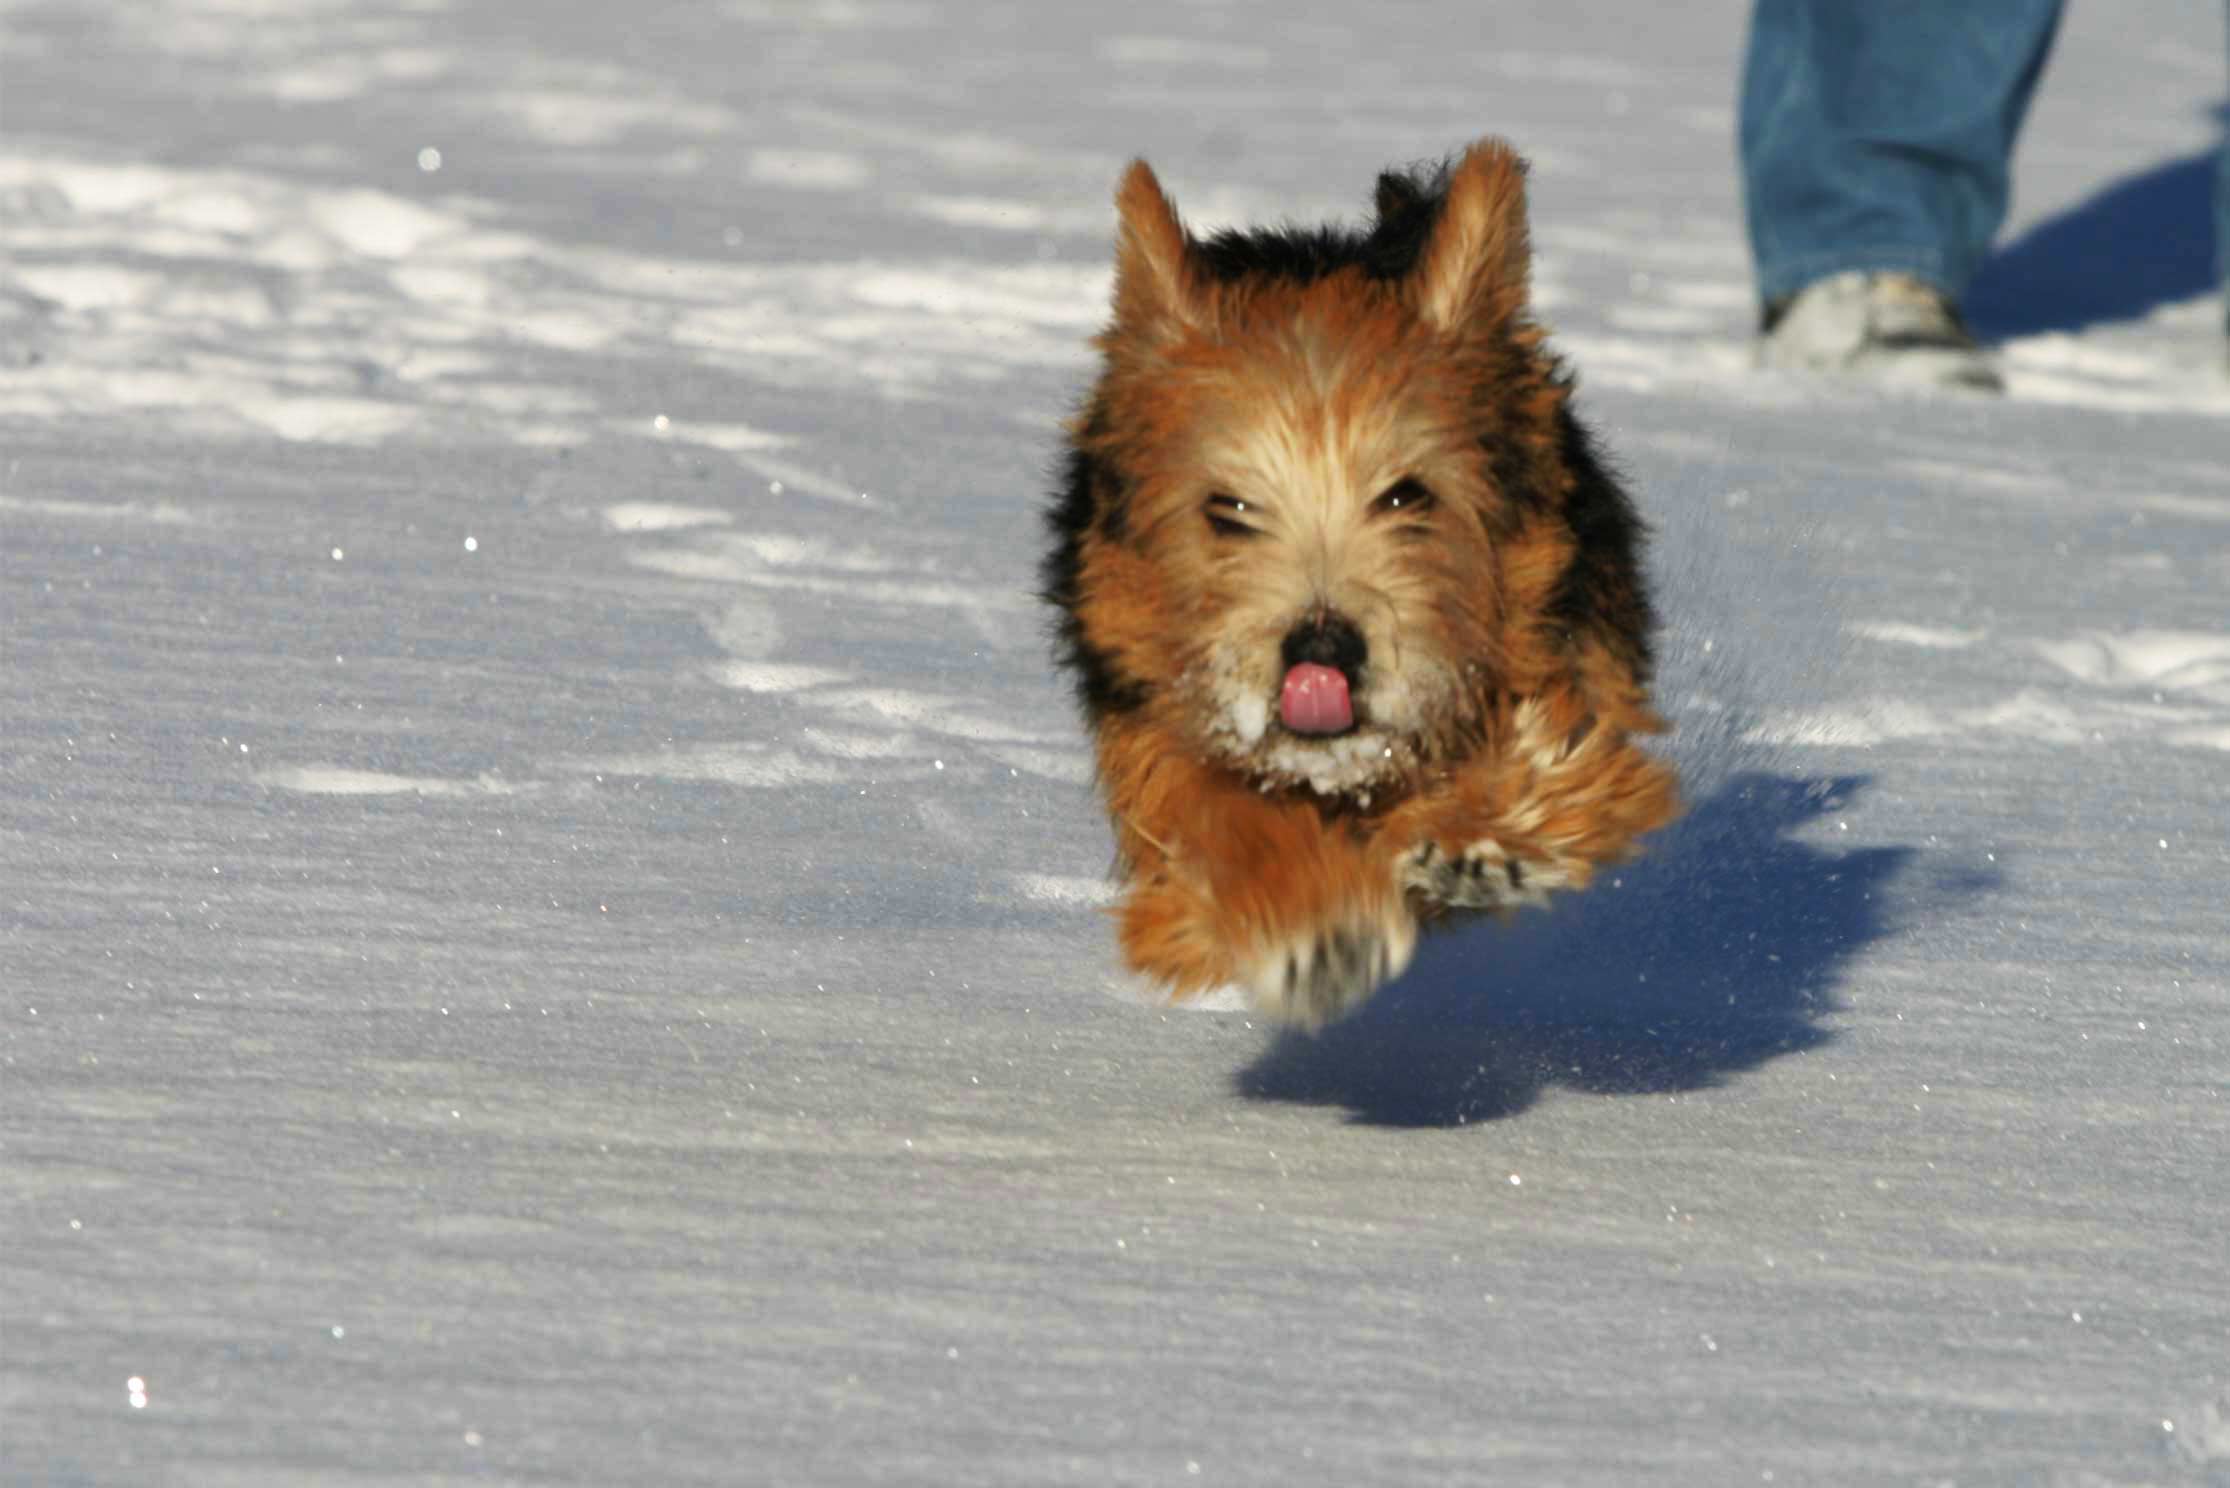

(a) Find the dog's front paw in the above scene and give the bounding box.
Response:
[1399,838,1572,916]
[1242,910,1416,1029]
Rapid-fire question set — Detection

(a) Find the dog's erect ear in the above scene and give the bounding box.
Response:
[1410,138,1531,334]
[1111,160,1200,340]
[1373,170,1422,223]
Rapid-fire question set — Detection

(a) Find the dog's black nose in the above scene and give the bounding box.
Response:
[1280,611,1367,680]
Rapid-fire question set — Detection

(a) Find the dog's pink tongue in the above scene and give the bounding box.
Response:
[1279,663,1353,734]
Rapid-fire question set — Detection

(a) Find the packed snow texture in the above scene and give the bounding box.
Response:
[3,2,2227,1485]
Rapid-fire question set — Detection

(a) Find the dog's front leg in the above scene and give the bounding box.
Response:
[1384,696,1680,921]
[1228,888,1417,1030]
[1394,834,1573,917]
[1119,861,1416,1029]
[1109,756,1417,1027]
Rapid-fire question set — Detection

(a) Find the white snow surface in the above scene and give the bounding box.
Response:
[4,2,2228,1484]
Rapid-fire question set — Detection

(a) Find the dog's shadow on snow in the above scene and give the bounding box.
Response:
[1237,772,1945,1127]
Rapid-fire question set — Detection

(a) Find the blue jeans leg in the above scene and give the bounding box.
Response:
[1742,0,2066,310]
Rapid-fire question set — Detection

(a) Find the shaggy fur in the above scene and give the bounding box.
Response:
[1043,138,1680,1027]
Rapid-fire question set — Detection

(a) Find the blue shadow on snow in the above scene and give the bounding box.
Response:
[1965,131,2223,340]
[1236,773,1924,1127]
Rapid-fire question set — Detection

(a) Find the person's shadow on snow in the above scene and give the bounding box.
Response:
[1236,772,1942,1127]
[1966,113,2225,340]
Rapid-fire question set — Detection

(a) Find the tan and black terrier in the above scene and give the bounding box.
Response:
[1044,139,1680,1026]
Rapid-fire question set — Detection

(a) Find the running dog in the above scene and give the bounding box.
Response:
[1043,139,1679,1026]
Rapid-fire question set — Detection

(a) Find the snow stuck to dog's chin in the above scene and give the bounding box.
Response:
[1198,638,1463,799]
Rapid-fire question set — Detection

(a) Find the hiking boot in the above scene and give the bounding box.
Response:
[1758,271,2002,393]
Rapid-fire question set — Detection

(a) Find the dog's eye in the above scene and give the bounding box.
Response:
[1373,478,1436,516]
[1205,493,1260,538]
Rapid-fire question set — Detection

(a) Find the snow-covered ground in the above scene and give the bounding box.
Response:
[4,2,2227,1483]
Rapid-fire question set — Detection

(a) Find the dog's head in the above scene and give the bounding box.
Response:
[1061,140,1594,799]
